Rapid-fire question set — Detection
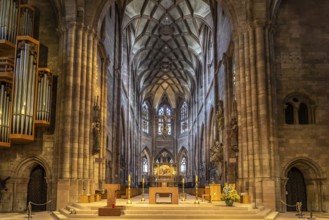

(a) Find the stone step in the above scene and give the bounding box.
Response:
[52,211,68,220]
[122,213,265,219]
[125,205,250,211]
[124,209,259,214]
[59,208,99,218]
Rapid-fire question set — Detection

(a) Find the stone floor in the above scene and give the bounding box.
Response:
[0,194,326,220]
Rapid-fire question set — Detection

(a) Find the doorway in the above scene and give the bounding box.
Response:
[27,165,47,211]
[286,167,307,211]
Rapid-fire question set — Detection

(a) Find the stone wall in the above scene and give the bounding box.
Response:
[274,0,329,212]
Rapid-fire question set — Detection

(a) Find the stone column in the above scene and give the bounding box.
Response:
[237,30,249,186]
[233,33,244,188]
[89,32,98,193]
[255,21,271,176]
[71,24,83,180]
[78,27,88,189]
[83,29,93,191]
[61,22,76,179]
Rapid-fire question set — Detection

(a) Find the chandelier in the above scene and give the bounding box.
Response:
[0,0,52,147]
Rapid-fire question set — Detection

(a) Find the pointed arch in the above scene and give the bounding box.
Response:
[12,155,52,179]
[178,147,188,175]
[11,155,53,211]
[141,147,151,174]
[155,149,174,163]
[281,157,326,212]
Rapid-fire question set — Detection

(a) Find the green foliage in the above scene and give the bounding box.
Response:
[221,183,240,203]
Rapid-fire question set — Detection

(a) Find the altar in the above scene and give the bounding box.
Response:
[149,187,179,204]
[149,163,179,204]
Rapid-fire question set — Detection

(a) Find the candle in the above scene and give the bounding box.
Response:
[142,177,144,183]
[182,177,184,183]
[128,175,131,182]
[195,175,198,182]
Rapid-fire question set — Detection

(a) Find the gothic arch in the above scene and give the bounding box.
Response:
[177,147,188,174]
[141,147,151,174]
[12,155,52,179]
[155,149,174,163]
[11,155,53,211]
[280,157,326,212]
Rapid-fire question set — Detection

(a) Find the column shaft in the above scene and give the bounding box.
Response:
[78,28,88,180]
[62,23,76,179]
[255,23,270,177]
[71,24,83,179]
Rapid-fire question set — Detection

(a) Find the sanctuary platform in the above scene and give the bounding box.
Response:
[51,193,282,220]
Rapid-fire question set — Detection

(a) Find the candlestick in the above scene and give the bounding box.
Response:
[194,175,199,204]
[141,177,145,202]
[181,177,185,201]
[127,175,132,204]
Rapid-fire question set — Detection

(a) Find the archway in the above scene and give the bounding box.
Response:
[27,165,47,211]
[282,157,325,212]
[286,167,307,211]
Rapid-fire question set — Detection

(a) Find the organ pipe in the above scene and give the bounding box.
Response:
[0,82,11,147]
[0,0,18,43]
[35,68,52,126]
[17,4,34,38]
[9,36,39,143]
[0,2,52,147]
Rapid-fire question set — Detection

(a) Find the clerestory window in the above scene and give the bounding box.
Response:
[142,102,149,133]
[180,101,188,134]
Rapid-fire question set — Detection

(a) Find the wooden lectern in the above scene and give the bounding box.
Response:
[209,184,221,201]
[98,184,122,216]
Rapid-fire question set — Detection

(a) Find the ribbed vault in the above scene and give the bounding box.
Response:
[123,0,213,106]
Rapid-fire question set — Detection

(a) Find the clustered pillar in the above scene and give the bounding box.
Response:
[56,22,106,208]
[235,21,276,209]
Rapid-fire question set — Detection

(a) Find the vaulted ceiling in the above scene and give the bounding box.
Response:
[123,0,213,108]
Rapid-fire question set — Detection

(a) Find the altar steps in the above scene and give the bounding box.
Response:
[122,205,273,219]
[53,202,278,220]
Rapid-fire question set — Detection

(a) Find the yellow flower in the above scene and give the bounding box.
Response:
[221,183,240,202]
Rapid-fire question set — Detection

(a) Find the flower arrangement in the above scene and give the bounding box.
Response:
[221,183,240,205]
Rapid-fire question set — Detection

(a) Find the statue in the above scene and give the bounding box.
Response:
[216,100,224,143]
[230,117,238,151]
[92,96,101,154]
[209,141,223,182]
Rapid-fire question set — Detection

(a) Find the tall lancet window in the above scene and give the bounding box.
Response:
[158,104,172,137]
[180,101,188,134]
[180,157,187,174]
[142,156,149,174]
[142,102,149,134]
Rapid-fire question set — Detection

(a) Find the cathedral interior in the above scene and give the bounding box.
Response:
[0,0,328,215]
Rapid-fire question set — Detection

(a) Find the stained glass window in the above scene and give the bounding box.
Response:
[180,102,188,133]
[158,104,172,136]
[142,102,149,133]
